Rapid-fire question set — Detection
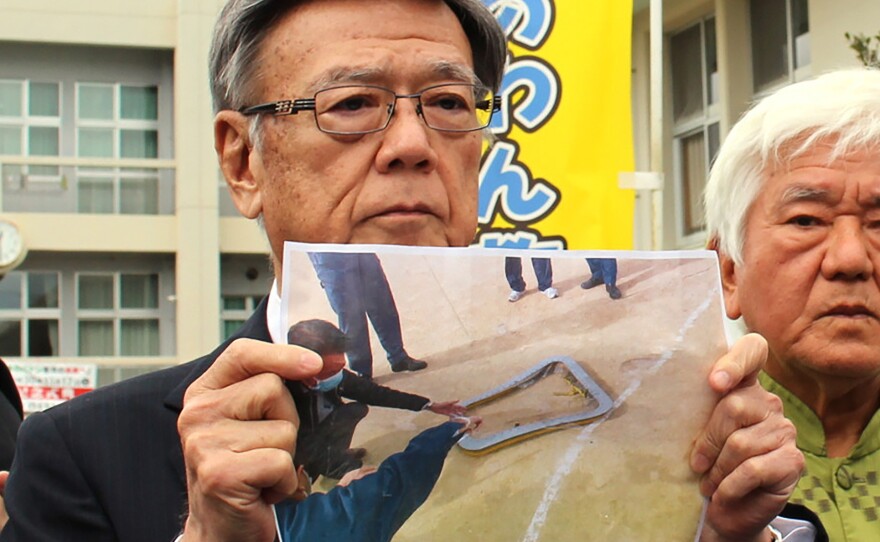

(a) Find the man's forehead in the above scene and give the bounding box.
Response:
[258,0,474,95]
[766,148,880,209]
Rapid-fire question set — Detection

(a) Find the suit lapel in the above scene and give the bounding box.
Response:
[163,295,272,412]
[162,295,272,486]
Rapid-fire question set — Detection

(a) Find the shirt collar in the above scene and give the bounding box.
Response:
[267,279,284,346]
[760,371,880,459]
[267,279,288,538]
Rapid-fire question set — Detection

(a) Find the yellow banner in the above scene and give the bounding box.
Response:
[476,0,635,250]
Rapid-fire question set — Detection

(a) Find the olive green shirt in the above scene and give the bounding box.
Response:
[760,373,880,542]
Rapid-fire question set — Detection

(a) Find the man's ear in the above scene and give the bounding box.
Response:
[715,243,743,320]
[215,111,263,219]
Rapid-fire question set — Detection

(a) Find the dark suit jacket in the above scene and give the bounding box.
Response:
[294,369,429,432]
[0,357,22,471]
[0,297,275,542]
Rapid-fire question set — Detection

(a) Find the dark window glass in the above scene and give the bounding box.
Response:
[27,272,59,308]
[751,0,790,91]
[0,320,22,356]
[671,24,703,121]
[28,319,58,356]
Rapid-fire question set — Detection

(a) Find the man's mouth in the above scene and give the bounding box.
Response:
[821,304,877,319]
[373,203,436,218]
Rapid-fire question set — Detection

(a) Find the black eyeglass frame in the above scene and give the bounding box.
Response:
[238,82,502,135]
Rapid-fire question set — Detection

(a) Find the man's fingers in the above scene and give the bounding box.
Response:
[181,372,300,425]
[183,418,298,458]
[708,333,768,394]
[191,447,300,507]
[701,440,803,541]
[708,444,803,506]
[699,413,798,496]
[188,339,322,397]
[690,385,783,474]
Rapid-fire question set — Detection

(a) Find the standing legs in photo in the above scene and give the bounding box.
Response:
[504,257,558,302]
[309,252,426,378]
[581,258,621,300]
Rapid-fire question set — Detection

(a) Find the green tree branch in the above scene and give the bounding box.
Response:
[845,31,880,68]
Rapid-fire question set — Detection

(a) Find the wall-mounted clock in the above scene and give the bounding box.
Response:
[0,219,27,274]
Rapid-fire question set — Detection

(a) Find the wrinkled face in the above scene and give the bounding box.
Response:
[721,141,880,380]
[224,0,482,265]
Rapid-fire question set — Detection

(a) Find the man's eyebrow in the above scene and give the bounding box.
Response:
[306,68,385,95]
[779,185,832,205]
[428,60,480,85]
[305,61,480,95]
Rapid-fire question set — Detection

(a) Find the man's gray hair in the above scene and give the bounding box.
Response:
[209,0,508,114]
[705,68,880,265]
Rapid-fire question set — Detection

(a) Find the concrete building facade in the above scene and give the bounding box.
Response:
[0,0,272,387]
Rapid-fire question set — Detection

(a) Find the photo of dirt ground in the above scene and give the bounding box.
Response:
[283,246,728,541]
[464,364,605,443]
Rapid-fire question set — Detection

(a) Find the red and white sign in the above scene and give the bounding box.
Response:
[7,361,97,413]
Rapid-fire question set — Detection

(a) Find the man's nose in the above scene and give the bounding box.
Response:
[821,217,875,281]
[374,98,438,173]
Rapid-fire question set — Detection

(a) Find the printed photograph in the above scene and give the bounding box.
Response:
[279,243,729,541]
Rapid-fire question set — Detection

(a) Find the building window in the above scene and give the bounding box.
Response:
[0,79,62,189]
[221,295,262,340]
[750,0,810,93]
[76,83,160,214]
[76,272,160,356]
[1,44,174,215]
[670,17,720,245]
[0,271,61,357]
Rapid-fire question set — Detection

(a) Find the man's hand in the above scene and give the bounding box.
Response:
[337,466,379,487]
[450,415,483,435]
[691,334,803,542]
[427,400,467,417]
[177,339,322,542]
[0,470,9,529]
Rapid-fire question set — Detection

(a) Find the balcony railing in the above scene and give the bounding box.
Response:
[0,155,176,215]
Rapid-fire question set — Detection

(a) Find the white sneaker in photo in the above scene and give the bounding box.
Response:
[542,287,559,299]
[508,290,524,302]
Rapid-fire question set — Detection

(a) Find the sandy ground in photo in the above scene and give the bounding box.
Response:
[285,249,728,541]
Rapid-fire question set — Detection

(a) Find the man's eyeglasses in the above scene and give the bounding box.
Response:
[238,83,501,135]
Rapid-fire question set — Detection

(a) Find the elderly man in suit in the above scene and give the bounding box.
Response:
[0,1,813,541]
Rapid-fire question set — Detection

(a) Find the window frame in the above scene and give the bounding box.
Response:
[75,271,162,357]
[74,82,161,215]
[0,79,64,191]
[670,16,721,248]
[749,0,811,96]
[220,294,262,340]
[0,271,62,358]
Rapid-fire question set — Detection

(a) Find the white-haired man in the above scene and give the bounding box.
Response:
[707,67,880,541]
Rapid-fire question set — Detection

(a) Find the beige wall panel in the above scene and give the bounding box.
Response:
[6,213,176,253]
[219,217,271,255]
[0,0,176,47]
[716,0,752,134]
[810,0,880,71]
[173,0,225,359]
[661,0,713,32]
